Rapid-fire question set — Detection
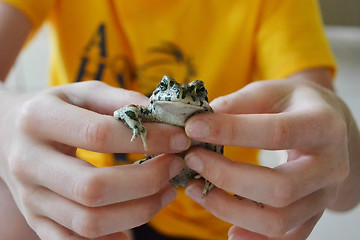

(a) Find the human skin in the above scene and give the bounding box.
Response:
[0,81,191,239]
[0,3,190,239]
[184,69,360,239]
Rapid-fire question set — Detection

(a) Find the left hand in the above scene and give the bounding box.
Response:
[184,78,350,239]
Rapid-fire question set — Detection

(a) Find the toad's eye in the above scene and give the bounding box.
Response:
[159,81,168,91]
[196,86,206,97]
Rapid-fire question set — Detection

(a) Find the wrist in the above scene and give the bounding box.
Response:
[0,84,30,175]
[288,67,334,91]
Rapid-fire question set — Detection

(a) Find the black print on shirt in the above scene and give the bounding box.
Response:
[75,24,196,94]
[76,24,107,82]
[138,41,197,92]
[75,23,135,87]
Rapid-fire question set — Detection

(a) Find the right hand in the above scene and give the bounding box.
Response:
[0,81,189,239]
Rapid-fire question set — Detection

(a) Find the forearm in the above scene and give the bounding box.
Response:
[0,2,31,81]
[288,67,334,90]
[0,179,39,239]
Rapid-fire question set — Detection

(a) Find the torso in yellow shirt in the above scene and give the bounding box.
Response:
[2,0,335,238]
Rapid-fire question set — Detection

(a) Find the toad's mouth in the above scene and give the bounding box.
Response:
[154,100,205,109]
[151,101,207,126]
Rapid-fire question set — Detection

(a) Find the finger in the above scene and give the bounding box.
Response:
[53,80,149,115]
[33,216,129,240]
[11,145,184,206]
[228,213,323,240]
[185,181,326,238]
[210,80,292,114]
[33,216,79,240]
[280,212,323,240]
[19,94,191,154]
[185,107,344,150]
[184,148,341,207]
[229,226,269,240]
[27,185,176,238]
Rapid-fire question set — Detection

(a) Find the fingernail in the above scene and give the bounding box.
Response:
[171,133,191,151]
[228,232,242,240]
[161,187,177,207]
[227,226,237,240]
[185,182,203,204]
[228,226,237,237]
[185,152,204,173]
[169,156,185,178]
[185,119,210,139]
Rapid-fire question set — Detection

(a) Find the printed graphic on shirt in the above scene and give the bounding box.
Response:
[75,24,196,97]
[137,41,197,95]
[75,23,136,89]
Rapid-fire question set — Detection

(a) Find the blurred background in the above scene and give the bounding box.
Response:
[4,1,360,239]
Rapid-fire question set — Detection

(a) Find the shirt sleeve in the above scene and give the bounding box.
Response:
[1,0,55,30]
[255,0,336,80]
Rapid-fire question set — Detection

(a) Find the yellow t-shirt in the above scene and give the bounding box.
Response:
[3,0,336,239]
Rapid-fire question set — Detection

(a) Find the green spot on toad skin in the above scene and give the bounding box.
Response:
[125,110,137,120]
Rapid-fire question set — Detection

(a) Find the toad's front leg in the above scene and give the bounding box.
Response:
[114,104,149,150]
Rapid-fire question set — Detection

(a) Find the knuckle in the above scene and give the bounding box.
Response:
[226,122,239,145]
[84,80,107,89]
[73,208,103,238]
[270,177,296,207]
[319,109,349,183]
[316,107,347,147]
[337,160,350,182]
[19,188,36,209]
[17,97,43,134]
[141,201,161,223]
[18,187,43,211]
[81,119,110,149]
[263,213,289,238]
[245,80,264,91]
[73,173,105,207]
[272,118,292,148]
[145,174,164,196]
[332,158,350,184]
[8,150,27,180]
[329,114,347,146]
[139,161,167,195]
[205,199,227,217]
[206,164,226,189]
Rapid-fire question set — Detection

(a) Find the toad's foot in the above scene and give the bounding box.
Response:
[194,175,214,196]
[235,195,264,208]
[114,105,148,150]
[202,180,214,196]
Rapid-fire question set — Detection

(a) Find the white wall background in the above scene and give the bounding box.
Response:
[5,24,360,240]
